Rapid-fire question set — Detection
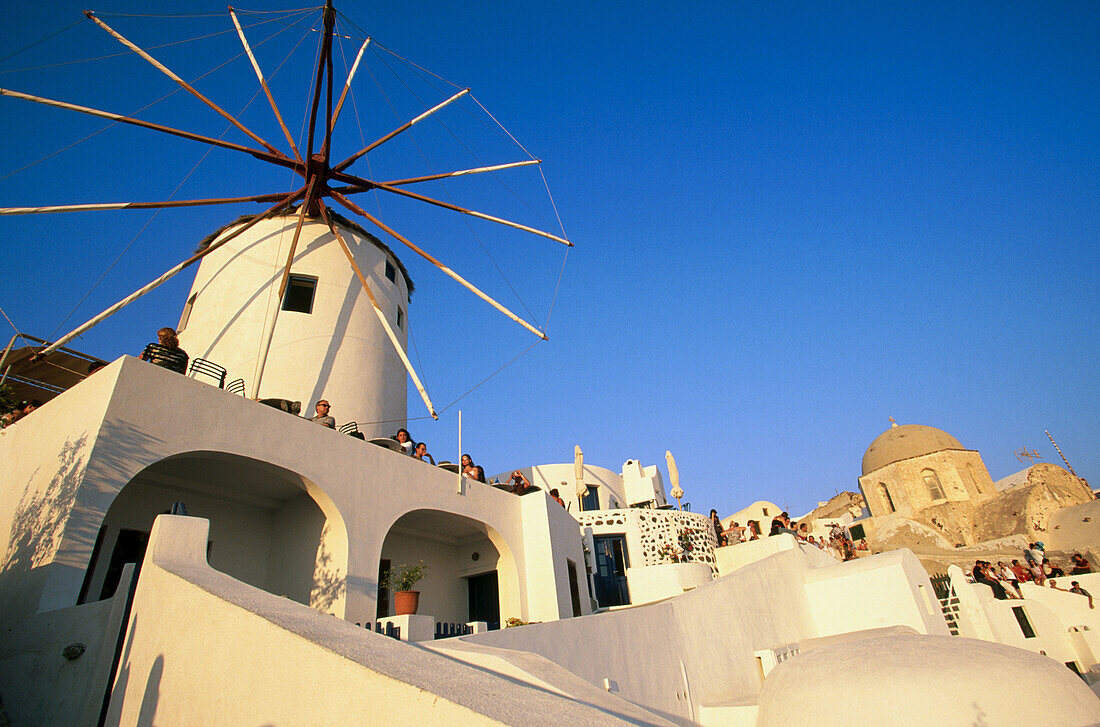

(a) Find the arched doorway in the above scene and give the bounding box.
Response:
[78,451,348,615]
[378,509,520,629]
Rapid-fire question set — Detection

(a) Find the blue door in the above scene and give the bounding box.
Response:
[592,535,630,607]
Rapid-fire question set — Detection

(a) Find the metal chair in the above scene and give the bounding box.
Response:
[187,357,227,388]
[338,421,359,435]
[226,378,246,395]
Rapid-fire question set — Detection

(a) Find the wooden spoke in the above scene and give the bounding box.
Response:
[381,159,541,186]
[372,180,572,247]
[0,192,296,216]
[331,190,548,340]
[230,8,302,163]
[317,200,438,419]
[36,186,306,358]
[0,88,304,175]
[332,88,469,173]
[276,176,321,297]
[304,2,337,169]
[330,38,370,133]
[85,11,286,158]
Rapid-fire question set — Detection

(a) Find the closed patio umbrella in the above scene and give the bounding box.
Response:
[666,450,684,510]
[575,445,587,500]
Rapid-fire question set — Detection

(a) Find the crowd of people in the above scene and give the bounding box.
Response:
[707,510,863,561]
[306,416,568,507]
[969,545,1094,606]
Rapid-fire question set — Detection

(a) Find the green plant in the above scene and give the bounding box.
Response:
[0,382,16,414]
[382,561,428,592]
[505,617,533,628]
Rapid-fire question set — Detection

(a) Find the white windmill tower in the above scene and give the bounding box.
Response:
[2,2,571,432]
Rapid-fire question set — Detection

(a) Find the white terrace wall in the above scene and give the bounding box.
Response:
[460,544,825,722]
[0,565,134,727]
[103,516,646,727]
[460,538,951,722]
[0,356,586,628]
[803,549,951,637]
[0,359,122,625]
[950,566,1100,673]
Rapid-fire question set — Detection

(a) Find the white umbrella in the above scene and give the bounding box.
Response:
[666,450,684,510]
[574,445,587,499]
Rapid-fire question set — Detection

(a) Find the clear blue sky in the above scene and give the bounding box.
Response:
[2,2,1097,516]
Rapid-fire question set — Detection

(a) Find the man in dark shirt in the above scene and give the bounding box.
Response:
[1070,581,1095,609]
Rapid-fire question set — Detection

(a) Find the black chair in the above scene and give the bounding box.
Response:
[188,357,227,388]
[339,421,360,435]
[226,378,246,396]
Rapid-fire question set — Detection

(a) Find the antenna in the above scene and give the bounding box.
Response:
[1015,447,1042,464]
[1044,430,1077,476]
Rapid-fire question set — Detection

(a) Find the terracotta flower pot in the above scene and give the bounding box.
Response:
[394,590,420,616]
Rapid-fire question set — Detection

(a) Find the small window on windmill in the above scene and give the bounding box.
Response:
[385,260,396,284]
[282,275,317,314]
[396,307,404,329]
[178,293,197,333]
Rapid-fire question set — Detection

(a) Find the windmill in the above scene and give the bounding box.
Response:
[0,2,570,422]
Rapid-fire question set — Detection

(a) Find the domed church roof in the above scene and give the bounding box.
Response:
[862,423,965,476]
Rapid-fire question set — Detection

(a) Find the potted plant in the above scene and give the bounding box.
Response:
[383,561,429,616]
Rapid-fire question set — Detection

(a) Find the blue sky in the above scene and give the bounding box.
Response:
[2,2,1097,516]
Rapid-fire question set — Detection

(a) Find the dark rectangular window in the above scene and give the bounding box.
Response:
[581,485,600,512]
[567,559,582,617]
[282,275,317,314]
[1012,605,1036,638]
[396,307,404,329]
[376,559,391,619]
[385,260,396,283]
[849,524,865,541]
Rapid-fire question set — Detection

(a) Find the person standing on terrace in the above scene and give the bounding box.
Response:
[709,509,727,546]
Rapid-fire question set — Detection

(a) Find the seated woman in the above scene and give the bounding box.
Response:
[548,488,567,508]
[394,428,414,455]
[1043,558,1065,578]
[140,326,189,374]
[412,441,435,464]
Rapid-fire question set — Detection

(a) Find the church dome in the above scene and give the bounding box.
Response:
[862,424,965,476]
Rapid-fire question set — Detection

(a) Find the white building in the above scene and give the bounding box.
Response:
[1,216,1097,726]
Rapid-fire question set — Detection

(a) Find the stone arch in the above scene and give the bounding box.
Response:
[921,468,946,501]
[78,450,349,616]
[377,509,521,627]
[877,482,896,513]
